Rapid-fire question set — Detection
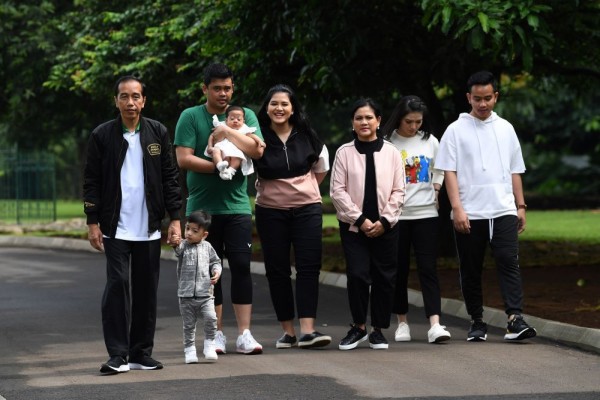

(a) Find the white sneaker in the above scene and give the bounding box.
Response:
[216,160,229,172]
[215,330,226,354]
[184,346,198,364]
[394,322,411,342]
[203,339,218,361]
[236,329,263,355]
[428,323,451,343]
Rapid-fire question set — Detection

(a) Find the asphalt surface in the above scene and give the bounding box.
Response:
[0,237,599,400]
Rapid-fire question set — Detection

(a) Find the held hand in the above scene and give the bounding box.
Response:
[453,208,471,234]
[210,270,221,285]
[167,220,181,245]
[87,224,104,252]
[170,233,181,247]
[211,124,229,142]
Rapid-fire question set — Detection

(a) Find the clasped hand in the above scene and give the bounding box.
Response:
[360,219,384,238]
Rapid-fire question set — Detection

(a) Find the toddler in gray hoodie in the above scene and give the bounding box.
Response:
[171,210,222,363]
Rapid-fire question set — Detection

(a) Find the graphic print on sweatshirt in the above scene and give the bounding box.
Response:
[401,150,431,184]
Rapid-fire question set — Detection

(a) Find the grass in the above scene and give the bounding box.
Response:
[520,210,600,244]
[0,199,83,224]
[55,201,599,244]
[324,210,600,244]
[4,200,597,245]
[56,200,84,219]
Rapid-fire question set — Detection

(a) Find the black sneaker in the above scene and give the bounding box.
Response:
[128,356,163,370]
[467,320,488,342]
[504,315,537,340]
[339,324,368,350]
[100,356,129,374]
[276,333,297,349]
[298,331,332,349]
[368,329,389,350]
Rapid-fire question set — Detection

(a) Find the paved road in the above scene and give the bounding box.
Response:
[0,247,598,400]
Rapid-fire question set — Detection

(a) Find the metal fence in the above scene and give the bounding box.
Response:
[0,149,56,224]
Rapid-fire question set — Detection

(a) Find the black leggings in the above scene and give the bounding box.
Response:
[206,214,253,305]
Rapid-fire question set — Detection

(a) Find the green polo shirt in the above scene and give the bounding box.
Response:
[174,104,262,216]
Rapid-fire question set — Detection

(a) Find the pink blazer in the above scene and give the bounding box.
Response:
[330,140,405,232]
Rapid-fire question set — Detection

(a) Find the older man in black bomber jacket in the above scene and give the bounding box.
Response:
[84,75,181,375]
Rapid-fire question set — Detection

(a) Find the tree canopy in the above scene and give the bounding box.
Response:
[1,0,598,196]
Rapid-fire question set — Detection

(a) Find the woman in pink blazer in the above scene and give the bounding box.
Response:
[330,98,405,351]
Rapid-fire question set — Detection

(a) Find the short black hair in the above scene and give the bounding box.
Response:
[203,63,234,86]
[350,98,382,120]
[467,71,498,93]
[226,105,245,118]
[114,75,145,96]
[187,210,211,230]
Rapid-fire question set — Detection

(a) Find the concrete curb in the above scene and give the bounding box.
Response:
[2,235,598,354]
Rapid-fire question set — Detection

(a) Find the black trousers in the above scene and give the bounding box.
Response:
[454,215,523,319]
[393,217,442,318]
[340,222,399,329]
[102,238,161,360]
[255,203,322,321]
[206,214,253,305]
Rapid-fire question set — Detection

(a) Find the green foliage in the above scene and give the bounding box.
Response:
[496,74,600,195]
[421,0,552,70]
[1,0,599,197]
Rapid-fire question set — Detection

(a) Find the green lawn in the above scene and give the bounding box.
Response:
[56,200,85,219]
[325,210,599,244]
[47,201,599,244]
[521,210,600,244]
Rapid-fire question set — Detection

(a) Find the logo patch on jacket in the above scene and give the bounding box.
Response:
[147,143,161,156]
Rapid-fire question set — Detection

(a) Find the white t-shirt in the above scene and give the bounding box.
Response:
[114,129,161,241]
[436,112,525,220]
[389,132,444,219]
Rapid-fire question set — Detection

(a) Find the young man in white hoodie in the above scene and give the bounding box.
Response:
[436,71,536,342]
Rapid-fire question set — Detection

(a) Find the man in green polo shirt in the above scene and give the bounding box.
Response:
[174,63,265,355]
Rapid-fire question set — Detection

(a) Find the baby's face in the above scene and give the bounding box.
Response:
[226,110,245,130]
[184,222,208,244]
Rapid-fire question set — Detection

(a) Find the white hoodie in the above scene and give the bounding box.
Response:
[436,111,525,219]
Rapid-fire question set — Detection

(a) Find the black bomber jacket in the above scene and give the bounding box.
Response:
[83,116,181,237]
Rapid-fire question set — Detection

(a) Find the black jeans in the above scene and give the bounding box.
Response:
[393,217,442,318]
[255,203,322,321]
[206,214,253,306]
[339,222,399,329]
[454,215,523,319]
[102,238,161,360]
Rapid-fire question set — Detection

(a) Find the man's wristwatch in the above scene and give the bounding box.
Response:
[517,204,528,210]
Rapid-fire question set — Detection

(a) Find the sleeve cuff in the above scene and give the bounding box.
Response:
[379,217,391,231]
[354,215,366,228]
